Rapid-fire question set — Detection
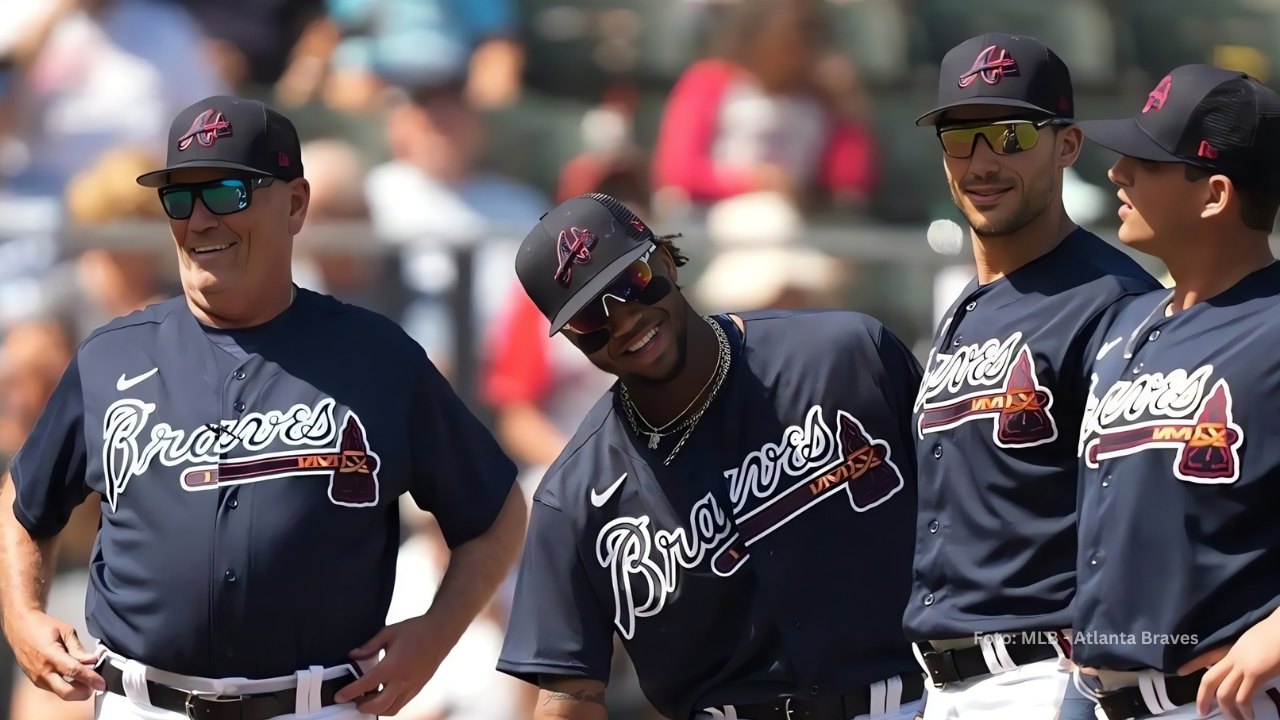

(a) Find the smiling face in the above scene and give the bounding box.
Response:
[564,248,694,388]
[938,105,1078,238]
[161,168,308,310]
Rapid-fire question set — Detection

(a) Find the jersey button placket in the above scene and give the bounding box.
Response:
[214,363,252,667]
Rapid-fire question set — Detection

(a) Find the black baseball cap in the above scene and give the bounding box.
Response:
[515,193,656,336]
[1079,64,1280,189]
[917,33,1074,126]
[136,95,304,187]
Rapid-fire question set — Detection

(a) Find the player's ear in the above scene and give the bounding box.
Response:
[1200,174,1233,222]
[1056,124,1083,169]
[285,178,310,235]
[655,244,679,284]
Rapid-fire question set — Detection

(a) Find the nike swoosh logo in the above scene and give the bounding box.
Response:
[590,473,628,508]
[116,368,159,392]
[1096,336,1124,361]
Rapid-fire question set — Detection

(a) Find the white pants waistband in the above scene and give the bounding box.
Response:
[101,650,365,716]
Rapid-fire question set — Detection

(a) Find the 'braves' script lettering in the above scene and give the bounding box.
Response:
[917,332,1024,407]
[596,492,733,639]
[102,398,337,510]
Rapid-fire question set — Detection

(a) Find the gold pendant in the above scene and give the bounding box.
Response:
[648,433,661,449]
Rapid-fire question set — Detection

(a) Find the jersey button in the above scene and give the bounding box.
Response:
[1131,363,1144,375]
[932,444,943,459]
[792,618,801,629]
[965,301,977,311]
[809,685,821,696]
[928,520,940,534]
[233,401,246,413]
[923,593,935,606]
[1148,330,1160,342]
[228,498,238,509]
[952,336,963,347]
[1089,551,1104,567]
[224,569,237,583]
[1101,475,1111,488]
[234,370,246,380]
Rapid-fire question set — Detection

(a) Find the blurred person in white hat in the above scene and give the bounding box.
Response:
[696,190,850,313]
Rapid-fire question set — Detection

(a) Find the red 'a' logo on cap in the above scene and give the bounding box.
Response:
[1143,75,1172,113]
[554,227,598,287]
[959,45,1020,88]
[177,110,232,151]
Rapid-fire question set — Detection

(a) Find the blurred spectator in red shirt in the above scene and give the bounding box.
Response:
[651,0,877,213]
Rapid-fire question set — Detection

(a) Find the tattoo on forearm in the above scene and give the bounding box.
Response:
[543,689,606,706]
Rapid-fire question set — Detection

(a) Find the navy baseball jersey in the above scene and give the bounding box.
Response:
[497,310,923,720]
[905,229,1160,641]
[1074,261,1280,672]
[10,288,516,678]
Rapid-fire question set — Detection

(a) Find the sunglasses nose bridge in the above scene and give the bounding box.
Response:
[601,294,645,333]
[186,194,221,226]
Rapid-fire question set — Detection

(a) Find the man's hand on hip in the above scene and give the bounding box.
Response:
[334,613,447,715]
[5,608,104,701]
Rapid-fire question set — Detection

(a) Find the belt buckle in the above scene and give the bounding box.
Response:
[184,691,243,719]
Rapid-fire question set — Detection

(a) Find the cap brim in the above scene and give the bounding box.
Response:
[136,160,274,187]
[1077,118,1182,162]
[916,97,1065,126]
[547,241,653,336]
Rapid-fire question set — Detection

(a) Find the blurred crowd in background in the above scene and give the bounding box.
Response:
[0,0,1264,717]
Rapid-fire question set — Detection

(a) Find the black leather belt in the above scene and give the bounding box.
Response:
[1094,670,1206,720]
[723,672,926,720]
[101,661,352,720]
[917,633,1062,686]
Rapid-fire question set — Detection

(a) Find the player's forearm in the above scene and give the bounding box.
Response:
[419,484,526,653]
[0,475,57,625]
[534,680,609,720]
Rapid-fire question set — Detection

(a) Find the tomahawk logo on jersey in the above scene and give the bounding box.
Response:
[915,332,1057,448]
[101,396,382,510]
[1080,365,1243,484]
[598,403,906,640]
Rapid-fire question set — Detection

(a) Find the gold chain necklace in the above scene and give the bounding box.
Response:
[620,315,732,465]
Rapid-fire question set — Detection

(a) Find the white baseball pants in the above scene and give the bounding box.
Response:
[917,658,1072,720]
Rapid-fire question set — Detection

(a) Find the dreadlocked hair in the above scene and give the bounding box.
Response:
[579,192,689,266]
[655,233,688,267]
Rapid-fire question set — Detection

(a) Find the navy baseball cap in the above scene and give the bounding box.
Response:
[136,95,304,187]
[515,193,656,337]
[1079,64,1280,189]
[917,33,1074,126]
